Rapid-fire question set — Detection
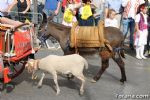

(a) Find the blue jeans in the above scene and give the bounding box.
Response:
[122,18,135,45]
[94,17,100,26]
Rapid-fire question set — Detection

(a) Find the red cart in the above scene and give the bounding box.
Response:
[0,23,38,84]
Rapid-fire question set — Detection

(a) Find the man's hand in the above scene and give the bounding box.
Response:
[54,9,59,15]
[22,11,26,14]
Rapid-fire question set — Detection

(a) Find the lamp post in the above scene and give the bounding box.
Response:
[32,0,39,47]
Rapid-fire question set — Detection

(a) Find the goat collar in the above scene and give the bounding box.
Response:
[33,59,40,70]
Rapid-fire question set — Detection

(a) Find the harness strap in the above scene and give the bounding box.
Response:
[74,26,79,54]
[33,60,40,70]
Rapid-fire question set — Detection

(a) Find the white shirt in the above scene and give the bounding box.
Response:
[105,18,118,28]
[0,0,13,16]
[135,13,148,25]
[123,0,145,19]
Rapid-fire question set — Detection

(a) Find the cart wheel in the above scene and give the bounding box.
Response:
[0,62,26,81]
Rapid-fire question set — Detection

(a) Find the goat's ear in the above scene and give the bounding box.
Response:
[25,63,28,68]
[28,58,34,61]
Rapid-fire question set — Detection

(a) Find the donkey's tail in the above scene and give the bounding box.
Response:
[113,47,125,59]
[119,48,125,58]
[113,41,125,59]
[120,41,125,58]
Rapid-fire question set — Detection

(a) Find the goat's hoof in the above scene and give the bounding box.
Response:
[79,90,84,96]
[38,86,42,88]
[91,79,97,83]
[56,90,60,95]
[37,84,42,88]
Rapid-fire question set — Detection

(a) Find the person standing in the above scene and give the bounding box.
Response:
[43,0,61,23]
[134,4,148,59]
[8,0,31,22]
[122,0,145,50]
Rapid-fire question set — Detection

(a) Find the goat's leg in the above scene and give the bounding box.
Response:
[38,73,45,87]
[76,74,85,95]
[92,58,109,82]
[112,55,126,83]
[52,72,60,95]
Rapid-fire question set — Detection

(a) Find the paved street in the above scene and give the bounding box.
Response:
[0,48,150,100]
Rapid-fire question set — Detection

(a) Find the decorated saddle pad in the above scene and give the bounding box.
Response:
[70,21,105,48]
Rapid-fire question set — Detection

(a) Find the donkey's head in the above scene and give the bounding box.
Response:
[47,13,55,22]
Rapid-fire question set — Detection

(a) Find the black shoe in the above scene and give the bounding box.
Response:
[130,44,135,50]
[0,81,4,91]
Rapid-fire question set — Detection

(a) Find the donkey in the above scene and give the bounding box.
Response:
[38,19,127,83]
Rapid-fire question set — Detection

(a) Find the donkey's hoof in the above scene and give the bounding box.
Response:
[32,75,38,80]
[120,79,125,85]
[91,79,97,83]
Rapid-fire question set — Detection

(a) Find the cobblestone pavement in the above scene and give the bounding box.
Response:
[0,48,150,100]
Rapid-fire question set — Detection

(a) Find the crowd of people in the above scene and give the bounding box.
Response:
[0,0,150,60]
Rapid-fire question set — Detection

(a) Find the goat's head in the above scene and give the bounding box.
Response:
[25,59,37,73]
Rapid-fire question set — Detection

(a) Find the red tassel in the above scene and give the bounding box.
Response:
[3,68,11,83]
[0,64,2,73]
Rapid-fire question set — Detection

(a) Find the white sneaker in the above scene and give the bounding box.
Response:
[136,55,142,59]
[141,56,147,59]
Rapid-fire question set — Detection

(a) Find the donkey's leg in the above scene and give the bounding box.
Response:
[52,72,60,95]
[112,55,127,83]
[93,58,109,82]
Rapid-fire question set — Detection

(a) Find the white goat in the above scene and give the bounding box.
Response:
[25,54,88,95]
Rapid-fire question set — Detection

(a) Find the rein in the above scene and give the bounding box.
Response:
[74,26,79,54]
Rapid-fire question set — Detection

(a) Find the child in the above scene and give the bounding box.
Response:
[104,9,118,28]
[62,0,81,26]
[78,0,94,26]
[134,4,148,59]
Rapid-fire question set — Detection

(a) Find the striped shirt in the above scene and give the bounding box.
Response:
[123,0,145,19]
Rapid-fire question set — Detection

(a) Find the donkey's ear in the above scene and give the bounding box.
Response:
[47,13,55,21]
